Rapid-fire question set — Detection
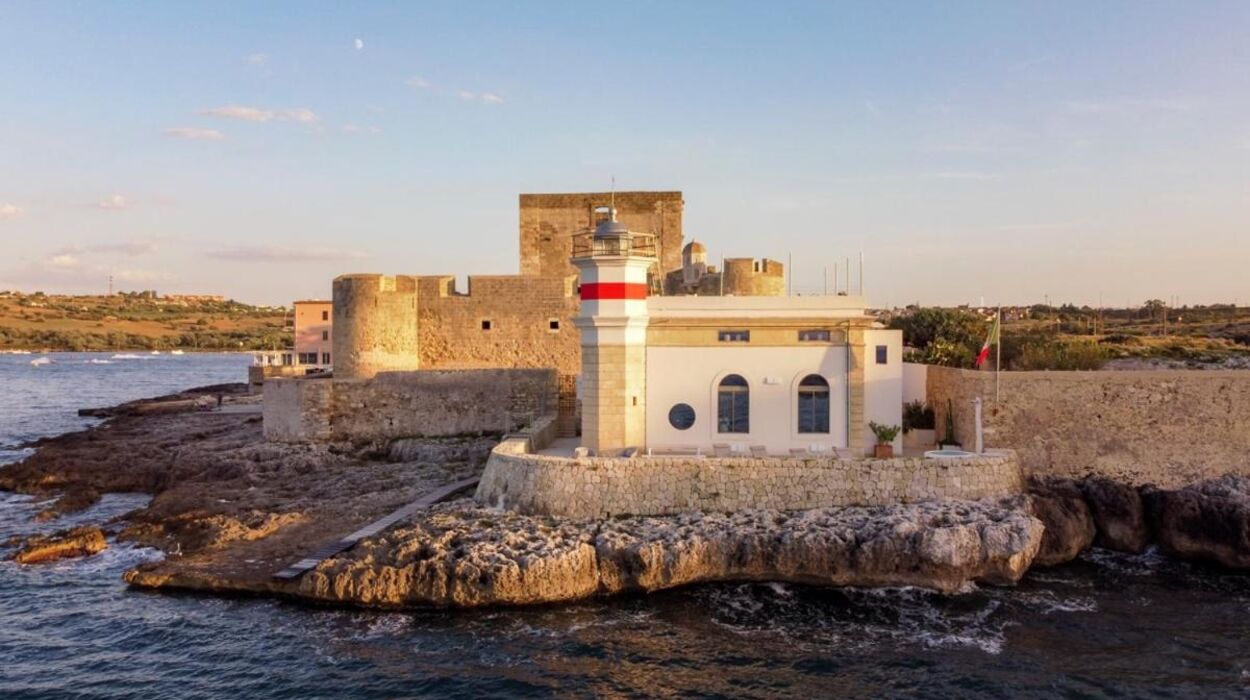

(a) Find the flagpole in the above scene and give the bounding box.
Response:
[995,306,1001,405]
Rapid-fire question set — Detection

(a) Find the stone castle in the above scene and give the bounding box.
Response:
[322,191,787,436]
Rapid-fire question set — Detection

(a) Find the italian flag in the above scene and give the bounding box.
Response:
[975,313,1000,368]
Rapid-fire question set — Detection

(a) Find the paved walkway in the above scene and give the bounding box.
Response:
[272,476,480,581]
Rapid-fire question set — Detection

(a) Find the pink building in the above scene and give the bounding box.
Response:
[293,300,332,368]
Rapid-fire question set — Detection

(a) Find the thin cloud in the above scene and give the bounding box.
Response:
[53,240,159,257]
[246,52,269,66]
[1009,54,1054,72]
[341,124,382,134]
[165,127,226,141]
[925,171,1000,181]
[96,194,128,210]
[113,268,175,284]
[457,90,505,105]
[1063,97,1199,115]
[92,240,158,255]
[354,38,364,50]
[201,105,319,123]
[45,254,82,269]
[0,203,23,220]
[207,245,369,262]
[406,76,430,89]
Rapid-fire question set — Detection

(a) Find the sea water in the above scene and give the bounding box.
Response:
[1,353,1249,698]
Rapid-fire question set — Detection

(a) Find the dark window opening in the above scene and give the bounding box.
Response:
[322,353,331,365]
[321,310,329,321]
[549,320,560,331]
[481,320,492,331]
[875,345,888,364]
[799,329,831,342]
[668,403,696,430]
[798,374,830,434]
[322,330,329,341]
[717,374,750,433]
[718,330,750,343]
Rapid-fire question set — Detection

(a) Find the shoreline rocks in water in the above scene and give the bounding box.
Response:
[1027,474,1250,571]
[5,382,1250,609]
[127,496,1045,608]
[8,526,108,564]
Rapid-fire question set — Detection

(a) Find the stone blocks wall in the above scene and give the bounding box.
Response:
[476,449,1024,517]
[264,368,558,443]
[416,275,580,374]
[519,192,684,279]
[332,274,419,380]
[926,366,1250,487]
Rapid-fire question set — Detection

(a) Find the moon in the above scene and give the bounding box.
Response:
[354,38,364,50]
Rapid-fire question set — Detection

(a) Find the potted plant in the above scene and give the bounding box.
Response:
[939,398,962,450]
[869,421,901,458]
[901,400,936,450]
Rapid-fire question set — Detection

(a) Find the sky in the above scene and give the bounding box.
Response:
[0,1,1247,308]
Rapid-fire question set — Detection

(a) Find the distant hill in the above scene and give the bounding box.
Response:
[0,291,290,351]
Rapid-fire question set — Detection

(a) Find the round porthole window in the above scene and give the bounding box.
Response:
[668,403,696,430]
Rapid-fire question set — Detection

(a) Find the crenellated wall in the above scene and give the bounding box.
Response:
[519,191,684,279]
[416,275,580,374]
[926,365,1250,487]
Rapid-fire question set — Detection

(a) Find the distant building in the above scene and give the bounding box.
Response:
[663,239,786,297]
[294,300,332,368]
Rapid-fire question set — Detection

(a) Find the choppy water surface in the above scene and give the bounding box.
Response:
[2,353,1249,698]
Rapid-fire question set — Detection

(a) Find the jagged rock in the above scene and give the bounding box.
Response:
[387,437,495,465]
[34,486,101,522]
[1027,477,1096,566]
[9,526,107,564]
[1142,476,1250,570]
[1080,476,1150,553]
[285,498,1044,609]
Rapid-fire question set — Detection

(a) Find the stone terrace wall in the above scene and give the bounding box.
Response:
[475,449,1024,517]
[264,368,557,443]
[927,366,1250,487]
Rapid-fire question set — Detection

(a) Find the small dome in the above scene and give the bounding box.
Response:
[683,240,706,255]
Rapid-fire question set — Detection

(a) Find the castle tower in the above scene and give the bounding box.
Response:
[571,209,655,453]
[331,274,420,380]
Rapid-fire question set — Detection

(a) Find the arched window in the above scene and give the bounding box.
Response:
[797,374,830,434]
[717,374,749,433]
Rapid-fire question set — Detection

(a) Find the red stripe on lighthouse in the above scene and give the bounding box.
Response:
[579,282,648,300]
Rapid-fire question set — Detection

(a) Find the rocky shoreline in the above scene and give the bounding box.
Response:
[2,386,1248,609]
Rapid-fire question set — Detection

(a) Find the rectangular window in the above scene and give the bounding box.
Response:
[549,319,560,331]
[798,329,831,342]
[875,345,888,364]
[718,330,750,343]
[321,330,329,341]
[321,310,329,321]
[481,320,492,331]
[322,353,331,365]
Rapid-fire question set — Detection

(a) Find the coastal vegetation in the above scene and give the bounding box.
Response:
[0,291,290,351]
[887,303,1250,370]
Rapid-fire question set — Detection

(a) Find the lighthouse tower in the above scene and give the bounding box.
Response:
[571,208,656,453]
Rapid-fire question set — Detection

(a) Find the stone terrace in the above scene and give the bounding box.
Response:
[476,438,1025,518]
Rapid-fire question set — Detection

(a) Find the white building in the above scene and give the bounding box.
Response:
[572,210,903,457]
